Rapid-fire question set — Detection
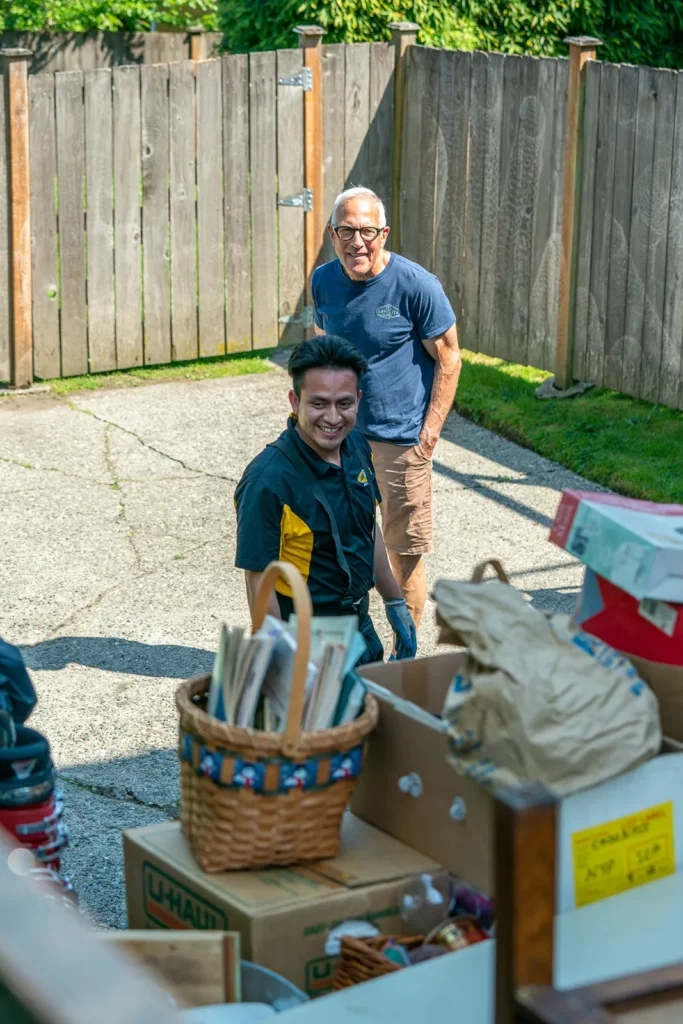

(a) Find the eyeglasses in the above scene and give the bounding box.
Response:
[333,225,385,242]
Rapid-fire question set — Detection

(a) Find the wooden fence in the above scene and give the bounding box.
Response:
[0,43,394,380]
[399,45,569,373]
[0,31,222,73]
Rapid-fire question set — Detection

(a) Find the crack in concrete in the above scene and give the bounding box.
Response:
[60,773,179,818]
[69,401,239,486]
[0,454,109,487]
[103,423,142,569]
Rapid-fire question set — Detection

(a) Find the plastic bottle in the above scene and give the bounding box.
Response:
[399,872,451,934]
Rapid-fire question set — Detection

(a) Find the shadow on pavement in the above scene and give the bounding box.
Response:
[21,636,215,679]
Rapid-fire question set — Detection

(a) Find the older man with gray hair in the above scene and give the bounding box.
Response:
[312,186,461,642]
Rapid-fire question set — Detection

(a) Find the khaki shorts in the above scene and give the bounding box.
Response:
[370,440,433,556]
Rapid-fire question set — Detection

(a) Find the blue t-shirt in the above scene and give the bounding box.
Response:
[312,253,455,445]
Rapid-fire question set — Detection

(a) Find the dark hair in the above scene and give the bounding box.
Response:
[287,335,368,398]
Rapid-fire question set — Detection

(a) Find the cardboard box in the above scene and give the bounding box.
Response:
[550,491,683,602]
[352,652,683,913]
[123,812,440,999]
[550,490,683,549]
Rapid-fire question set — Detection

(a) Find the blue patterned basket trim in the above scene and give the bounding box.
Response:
[180,729,364,795]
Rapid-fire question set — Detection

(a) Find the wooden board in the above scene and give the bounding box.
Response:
[621,65,657,397]
[84,68,116,372]
[0,71,7,381]
[545,56,568,373]
[572,58,600,380]
[55,70,87,377]
[113,64,143,368]
[321,43,346,263]
[367,42,394,220]
[141,62,171,366]
[169,59,198,363]
[603,63,638,392]
[343,42,370,188]
[433,50,471,325]
[143,32,186,66]
[584,61,619,387]
[477,50,505,358]
[414,46,441,273]
[276,48,305,347]
[196,58,225,357]
[101,931,241,1007]
[461,51,489,353]
[640,70,676,404]
[249,50,278,350]
[27,73,60,381]
[398,45,424,264]
[661,73,683,409]
[222,53,251,353]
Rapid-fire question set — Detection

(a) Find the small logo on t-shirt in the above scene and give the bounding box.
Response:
[375,304,401,320]
[357,469,369,485]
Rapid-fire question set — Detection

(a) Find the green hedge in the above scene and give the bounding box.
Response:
[217,0,683,70]
[0,0,218,32]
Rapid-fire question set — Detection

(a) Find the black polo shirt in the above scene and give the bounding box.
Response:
[234,418,381,613]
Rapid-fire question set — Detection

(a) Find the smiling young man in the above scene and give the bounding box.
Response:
[312,187,462,636]
[234,335,417,665]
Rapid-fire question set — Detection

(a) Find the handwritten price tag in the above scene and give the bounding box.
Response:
[572,801,675,908]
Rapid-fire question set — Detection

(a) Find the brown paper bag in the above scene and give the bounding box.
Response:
[433,563,661,796]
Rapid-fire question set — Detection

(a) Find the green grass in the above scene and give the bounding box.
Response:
[456,351,683,504]
[41,350,276,396]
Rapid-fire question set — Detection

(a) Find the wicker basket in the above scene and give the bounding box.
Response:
[175,561,379,872]
[333,935,425,989]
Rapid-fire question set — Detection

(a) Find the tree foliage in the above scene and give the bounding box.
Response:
[217,0,683,71]
[0,0,218,32]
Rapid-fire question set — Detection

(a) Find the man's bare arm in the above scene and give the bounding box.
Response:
[244,570,281,624]
[419,324,462,456]
[373,526,403,603]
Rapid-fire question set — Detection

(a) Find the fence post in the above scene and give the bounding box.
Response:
[188,26,206,63]
[1,48,33,389]
[389,22,419,254]
[554,36,602,391]
[294,25,325,339]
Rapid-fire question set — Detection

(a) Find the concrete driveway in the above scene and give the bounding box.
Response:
[1,366,599,927]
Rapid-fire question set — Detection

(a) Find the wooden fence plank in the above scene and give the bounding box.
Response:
[113,64,143,368]
[321,43,346,263]
[528,58,558,372]
[478,50,505,358]
[461,51,489,353]
[0,71,8,380]
[277,48,305,347]
[249,50,278,350]
[661,73,683,409]
[169,59,197,363]
[344,42,370,186]
[367,42,394,218]
[27,74,60,380]
[141,62,171,366]
[84,68,116,372]
[584,61,619,387]
[621,65,656,396]
[544,56,568,372]
[196,58,225,357]
[222,53,251,353]
[143,33,186,66]
[603,63,638,391]
[433,50,471,325]
[399,46,425,264]
[55,70,87,376]
[572,58,599,380]
[641,70,676,403]
[414,47,441,273]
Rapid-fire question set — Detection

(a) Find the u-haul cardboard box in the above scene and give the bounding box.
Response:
[123,812,441,998]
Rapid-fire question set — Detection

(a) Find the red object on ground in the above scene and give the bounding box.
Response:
[0,791,68,871]
[575,569,683,667]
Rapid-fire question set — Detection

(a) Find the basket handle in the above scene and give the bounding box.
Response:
[470,559,510,585]
[252,560,312,756]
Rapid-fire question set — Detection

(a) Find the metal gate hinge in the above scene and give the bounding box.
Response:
[278,187,313,212]
[277,67,313,91]
[278,306,314,328]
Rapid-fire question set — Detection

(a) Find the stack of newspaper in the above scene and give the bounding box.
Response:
[205,616,368,732]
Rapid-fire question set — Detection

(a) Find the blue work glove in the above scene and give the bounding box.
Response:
[384,599,417,661]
